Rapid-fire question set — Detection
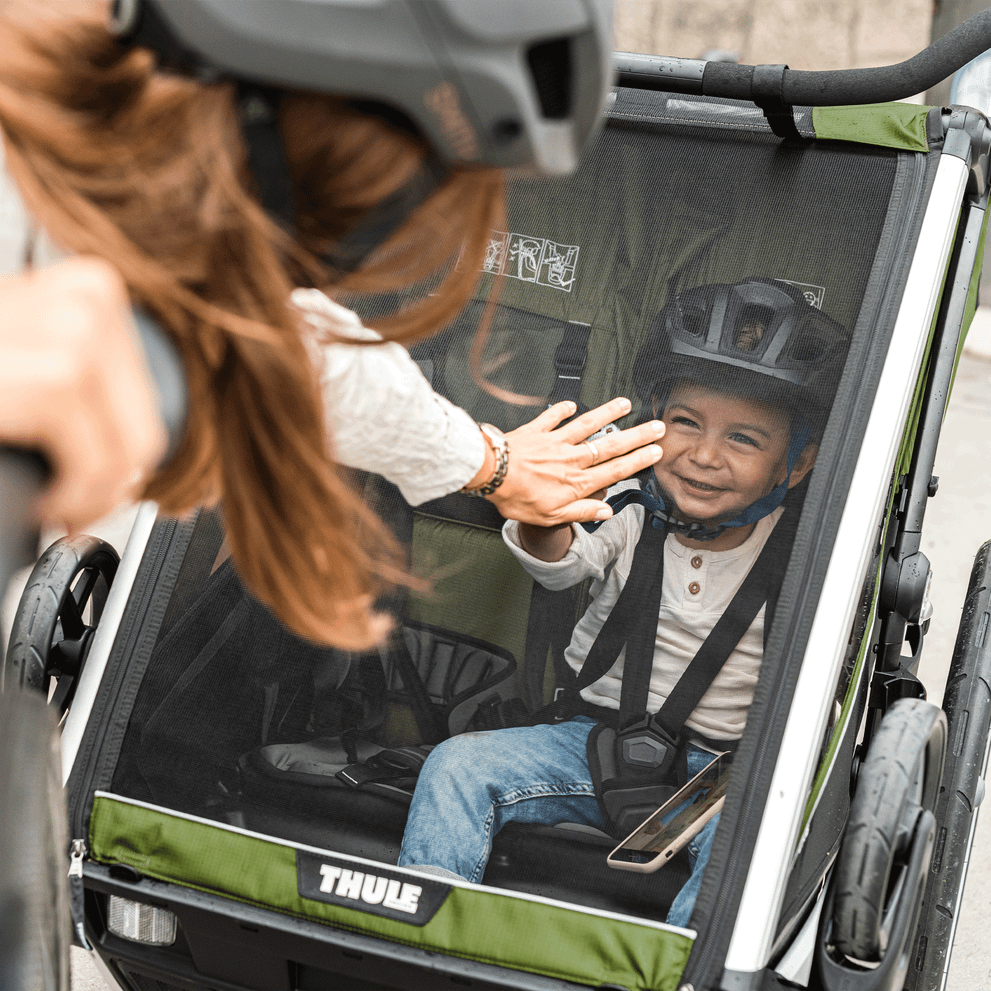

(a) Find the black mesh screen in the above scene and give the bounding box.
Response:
[109,90,906,925]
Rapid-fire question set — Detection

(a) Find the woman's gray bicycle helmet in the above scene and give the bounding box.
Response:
[590,278,851,541]
[108,0,613,176]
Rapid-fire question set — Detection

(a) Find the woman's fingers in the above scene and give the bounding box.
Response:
[0,259,166,530]
[552,397,632,439]
[526,399,580,431]
[582,418,665,464]
[581,445,663,494]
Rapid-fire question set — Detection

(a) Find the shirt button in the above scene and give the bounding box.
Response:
[691,555,703,569]
[688,581,701,595]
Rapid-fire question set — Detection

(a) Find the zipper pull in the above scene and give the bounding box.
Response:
[68,839,86,878]
[68,839,92,949]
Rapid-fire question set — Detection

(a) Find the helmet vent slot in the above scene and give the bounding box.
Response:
[527,37,572,120]
[734,304,775,352]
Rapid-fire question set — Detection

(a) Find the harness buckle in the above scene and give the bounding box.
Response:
[616,714,680,774]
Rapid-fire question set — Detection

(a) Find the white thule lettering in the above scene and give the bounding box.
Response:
[361,874,388,905]
[383,879,422,914]
[319,865,342,893]
[315,864,424,914]
[336,869,365,899]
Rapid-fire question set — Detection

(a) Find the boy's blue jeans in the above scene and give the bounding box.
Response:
[397,715,719,929]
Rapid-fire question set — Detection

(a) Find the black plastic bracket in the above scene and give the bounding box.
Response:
[868,664,926,713]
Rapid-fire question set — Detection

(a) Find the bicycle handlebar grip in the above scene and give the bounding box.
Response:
[131,309,188,463]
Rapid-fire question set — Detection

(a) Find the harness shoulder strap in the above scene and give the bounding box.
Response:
[645,511,797,738]
[569,508,795,737]
[522,319,597,711]
[543,515,665,719]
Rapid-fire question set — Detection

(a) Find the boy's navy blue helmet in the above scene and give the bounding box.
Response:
[632,277,850,439]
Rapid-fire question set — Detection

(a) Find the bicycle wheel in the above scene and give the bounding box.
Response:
[903,540,991,991]
[0,689,70,990]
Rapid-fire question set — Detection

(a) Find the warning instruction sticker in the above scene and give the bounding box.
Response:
[483,230,579,292]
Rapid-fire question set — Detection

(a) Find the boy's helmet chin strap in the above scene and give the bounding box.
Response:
[582,423,812,539]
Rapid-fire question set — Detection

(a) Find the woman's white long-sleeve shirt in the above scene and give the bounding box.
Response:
[292,288,485,505]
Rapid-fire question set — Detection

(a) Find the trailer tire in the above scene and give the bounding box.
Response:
[5,534,119,714]
[0,689,70,990]
[832,696,946,963]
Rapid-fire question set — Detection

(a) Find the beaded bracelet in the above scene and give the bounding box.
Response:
[461,423,510,497]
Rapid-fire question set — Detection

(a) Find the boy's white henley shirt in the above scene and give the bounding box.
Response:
[503,504,784,741]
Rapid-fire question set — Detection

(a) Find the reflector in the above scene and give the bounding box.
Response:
[107,896,177,946]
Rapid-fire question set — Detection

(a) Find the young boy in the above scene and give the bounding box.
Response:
[397,278,848,928]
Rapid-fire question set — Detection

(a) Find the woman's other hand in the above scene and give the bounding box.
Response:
[0,258,166,530]
[486,398,663,525]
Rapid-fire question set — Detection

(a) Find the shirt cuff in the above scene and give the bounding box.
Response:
[502,520,583,569]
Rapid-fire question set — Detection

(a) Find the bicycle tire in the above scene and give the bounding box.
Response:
[0,689,70,990]
[903,540,991,991]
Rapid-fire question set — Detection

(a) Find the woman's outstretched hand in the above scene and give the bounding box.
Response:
[485,398,663,525]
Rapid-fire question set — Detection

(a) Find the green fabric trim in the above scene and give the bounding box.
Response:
[812,104,931,153]
[89,795,693,991]
[800,549,884,830]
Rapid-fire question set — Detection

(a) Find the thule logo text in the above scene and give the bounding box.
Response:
[297,850,451,926]
[318,866,421,914]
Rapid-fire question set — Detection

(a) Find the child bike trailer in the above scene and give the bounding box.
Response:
[12,20,991,991]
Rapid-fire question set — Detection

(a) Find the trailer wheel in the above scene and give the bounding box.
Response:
[0,690,70,990]
[5,535,119,715]
[832,697,946,963]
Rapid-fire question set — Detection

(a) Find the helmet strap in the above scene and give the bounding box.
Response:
[236,82,299,235]
[325,156,448,274]
[582,422,812,540]
[234,83,448,273]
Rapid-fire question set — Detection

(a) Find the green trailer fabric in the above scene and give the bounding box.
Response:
[406,512,534,666]
[89,793,694,991]
[813,103,932,153]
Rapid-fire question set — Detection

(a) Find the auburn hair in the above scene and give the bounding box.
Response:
[0,10,504,648]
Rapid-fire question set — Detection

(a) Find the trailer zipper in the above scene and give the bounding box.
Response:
[69,838,92,949]
[68,514,186,841]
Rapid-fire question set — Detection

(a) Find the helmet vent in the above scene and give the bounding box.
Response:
[527,38,572,120]
[679,303,707,338]
[734,304,774,352]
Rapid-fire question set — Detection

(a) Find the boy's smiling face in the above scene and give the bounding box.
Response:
[654,381,816,547]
